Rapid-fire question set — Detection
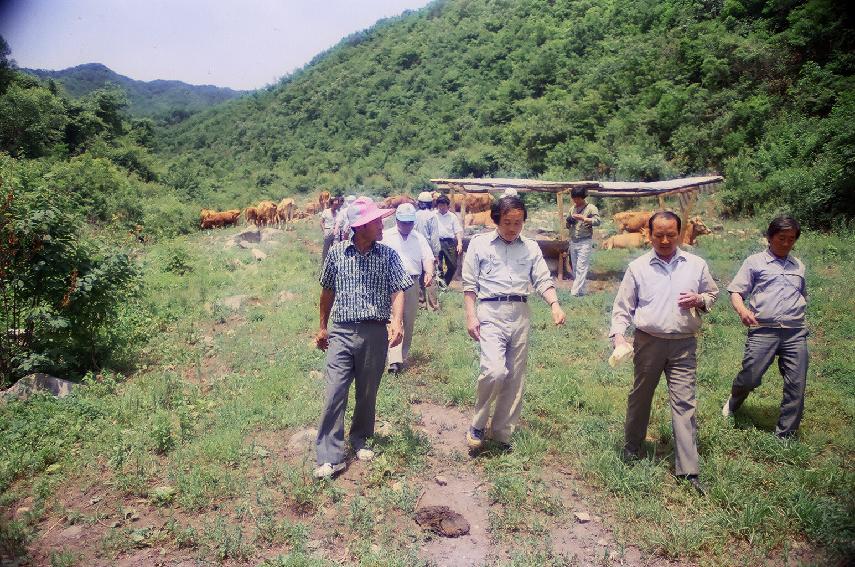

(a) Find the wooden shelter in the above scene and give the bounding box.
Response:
[431,175,723,278]
[431,175,722,240]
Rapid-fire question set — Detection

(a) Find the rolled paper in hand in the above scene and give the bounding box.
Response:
[608,342,633,368]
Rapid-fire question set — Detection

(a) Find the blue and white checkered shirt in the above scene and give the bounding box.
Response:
[320,240,414,324]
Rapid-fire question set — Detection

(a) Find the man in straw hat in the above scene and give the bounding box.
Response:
[314,197,414,479]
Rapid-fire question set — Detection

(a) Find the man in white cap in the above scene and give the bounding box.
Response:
[314,197,414,479]
[414,191,440,311]
[334,194,357,242]
[383,203,435,372]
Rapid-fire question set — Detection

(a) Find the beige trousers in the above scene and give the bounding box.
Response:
[387,283,421,367]
[625,330,699,476]
[471,301,531,443]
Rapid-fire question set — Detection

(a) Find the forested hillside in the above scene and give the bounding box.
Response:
[161,0,853,227]
[25,63,246,122]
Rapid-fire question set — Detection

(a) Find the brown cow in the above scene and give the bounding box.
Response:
[318,191,331,210]
[464,210,496,228]
[304,202,321,215]
[382,194,416,209]
[684,216,712,246]
[256,200,278,228]
[450,193,493,213]
[602,228,650,250]
[200,209,240,230]
[276,198,295,229]
[613,210,654,234]
[244,206,258,226]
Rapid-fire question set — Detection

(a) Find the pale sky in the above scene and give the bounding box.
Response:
[0,0,433,90]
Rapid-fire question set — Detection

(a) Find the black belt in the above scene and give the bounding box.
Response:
[481,295,527,303]
[439,237,456,242]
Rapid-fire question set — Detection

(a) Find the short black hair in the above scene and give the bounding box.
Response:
[570,187,588,199]
[491,196,527,224]
[648,211,682,234]
[436,195,450,206]
[417,200,433,210]
[767,215,801,239]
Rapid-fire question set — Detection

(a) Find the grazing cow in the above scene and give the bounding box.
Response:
[382,194,416,209]
[613,210,654,234]
[684,216,712,246]
[200,209,241,230]
[244,206,258,226]
[276,198,295,229]
[450,193,493,213]
[256,200,278,228]
[602,228,650,250]
[304,202,321,215]
[464,210,496,228]
[318,191,331,210]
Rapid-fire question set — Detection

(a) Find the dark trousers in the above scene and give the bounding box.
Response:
[728,327,809,437]
[316,322,388,465]
[438,238,458,286]
[625,331,699,476]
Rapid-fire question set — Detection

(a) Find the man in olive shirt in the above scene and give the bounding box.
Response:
[610,211,719,494]
[565,187,600,296]
[723,215,808,438]
[462,196,566,451]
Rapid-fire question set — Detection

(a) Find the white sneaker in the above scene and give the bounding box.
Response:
[356,448,375,462]
[313,462,345,479]
[722,397,733,418]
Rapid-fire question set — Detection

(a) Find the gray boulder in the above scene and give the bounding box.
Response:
[2,373,77,402]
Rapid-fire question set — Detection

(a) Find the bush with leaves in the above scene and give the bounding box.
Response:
[0,181,139,385]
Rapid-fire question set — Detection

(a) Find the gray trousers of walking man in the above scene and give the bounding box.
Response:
[728,327,809,437]
[316,322,387,465]
[625,330,699,476]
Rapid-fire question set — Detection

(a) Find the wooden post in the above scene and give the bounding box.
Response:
[658,194,666,211]
[460,186,467,226]
[557,191,566,237]
[678,190,696,242]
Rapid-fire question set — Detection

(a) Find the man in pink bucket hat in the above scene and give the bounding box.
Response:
[314,197,414,479]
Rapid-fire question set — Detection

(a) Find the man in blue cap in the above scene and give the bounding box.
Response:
[383,202,435,373]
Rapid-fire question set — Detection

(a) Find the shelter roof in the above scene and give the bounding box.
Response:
[430,175,723,197]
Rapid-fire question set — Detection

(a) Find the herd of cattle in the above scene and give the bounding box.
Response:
[198,192,712,249]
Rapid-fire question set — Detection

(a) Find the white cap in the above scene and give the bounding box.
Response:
[344,194,357,205]
[395,203,417,222]
[417,191,433,203]
[502,188,519,197]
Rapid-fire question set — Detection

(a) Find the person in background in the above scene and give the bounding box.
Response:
[383,203,435,373]
[314,197,413,479]
[462,196,566,452]
[334,194,357,242]
[609,211,719,495]
[565,187,600,296]
[722,215,808,439]
[414,191,440,311]
[320,195,342,265]
[435,195,463,287]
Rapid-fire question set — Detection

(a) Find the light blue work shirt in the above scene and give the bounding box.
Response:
[727,249,806,327]
[462,231,555,300]
[610,248,719,339]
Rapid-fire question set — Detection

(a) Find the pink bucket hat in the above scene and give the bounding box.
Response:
[347,197,395,228]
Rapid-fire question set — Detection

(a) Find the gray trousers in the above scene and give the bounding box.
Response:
[419,271,439,311]
[472,301,531,443]
[728,327,809,437]
[387,283,421,366]
[625,330,699,476]
[569,238,593,296]
[316,322,388,465]
[321,232,336,266]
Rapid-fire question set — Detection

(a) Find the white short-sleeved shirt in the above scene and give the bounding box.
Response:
[436,211,462,239]
[382,227,434,277]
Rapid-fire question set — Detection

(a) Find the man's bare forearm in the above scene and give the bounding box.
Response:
[390,290,404,324]
[319,288,334,329]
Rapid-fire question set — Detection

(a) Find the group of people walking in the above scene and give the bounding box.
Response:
[311,193,809,495]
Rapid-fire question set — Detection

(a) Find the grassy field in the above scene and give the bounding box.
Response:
[1,206,853,566]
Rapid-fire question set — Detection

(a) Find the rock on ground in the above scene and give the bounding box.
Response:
[2,373,77,402]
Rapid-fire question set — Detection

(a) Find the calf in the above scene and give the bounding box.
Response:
[613,210,653,233]
[602,228,650,250]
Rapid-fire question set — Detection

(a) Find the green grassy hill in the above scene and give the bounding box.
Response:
[158,0,853,227]
[24,63,246,122]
